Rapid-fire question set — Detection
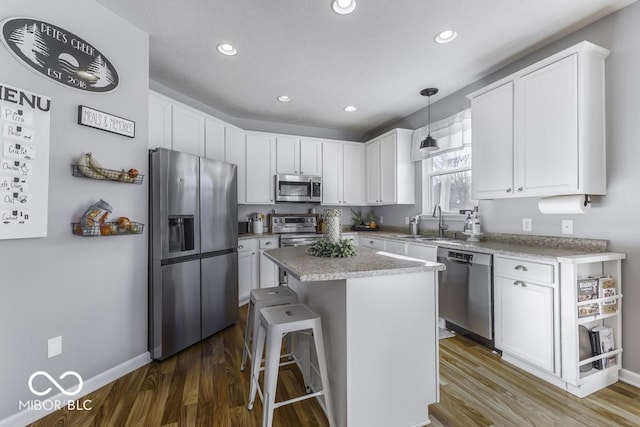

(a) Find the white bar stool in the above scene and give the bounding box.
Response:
[248,303,334,427]
[240,286,298,372]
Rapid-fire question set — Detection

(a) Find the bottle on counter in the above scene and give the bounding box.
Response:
[463,211,473,234]
[472,207,481,235]
[318,214,325,233]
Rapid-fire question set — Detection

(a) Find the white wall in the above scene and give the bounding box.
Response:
[374,1,640,375]
[0,0,149,420]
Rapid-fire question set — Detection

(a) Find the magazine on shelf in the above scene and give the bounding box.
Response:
[598,276,616,298]
[577,278,599,302]
[589,325,615,369]
[578,303,599,318]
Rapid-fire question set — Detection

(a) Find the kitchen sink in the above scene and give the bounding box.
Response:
[391,234,456,242]
[417,237,454,241]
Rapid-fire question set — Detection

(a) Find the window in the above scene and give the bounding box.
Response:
[412,108,473,215]
[425,146,473,214]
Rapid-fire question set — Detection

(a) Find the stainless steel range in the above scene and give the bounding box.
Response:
[271,213,323,283]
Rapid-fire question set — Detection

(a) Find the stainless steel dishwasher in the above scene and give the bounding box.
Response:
[437,247,494,347]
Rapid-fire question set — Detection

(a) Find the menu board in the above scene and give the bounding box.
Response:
[0,82,50,239]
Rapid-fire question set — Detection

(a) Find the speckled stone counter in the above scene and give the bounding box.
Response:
[367,231,608,261]
[263,246,444,281]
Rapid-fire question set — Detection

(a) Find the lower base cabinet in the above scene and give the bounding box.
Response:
[258,237,280,288]
[238,239,257,305]
[495,276,555,372]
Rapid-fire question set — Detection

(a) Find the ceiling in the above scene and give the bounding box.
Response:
[97,0,636,136]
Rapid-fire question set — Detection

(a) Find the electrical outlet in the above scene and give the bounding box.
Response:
[379,216,383,224]
[562,219,573,234]
[48,336,62,358]
[405,217,410,225]
[522,218,532,232]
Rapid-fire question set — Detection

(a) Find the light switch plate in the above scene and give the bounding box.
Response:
[522,218,532,232]
[562,219,573,234]
[379,216,383,224]
[48,336,62,358]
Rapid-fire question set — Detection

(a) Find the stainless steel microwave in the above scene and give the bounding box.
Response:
[275,174,322,203]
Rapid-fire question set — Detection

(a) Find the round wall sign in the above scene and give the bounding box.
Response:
[1,17,119,93]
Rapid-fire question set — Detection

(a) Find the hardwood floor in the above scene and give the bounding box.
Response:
[30,306,640,427]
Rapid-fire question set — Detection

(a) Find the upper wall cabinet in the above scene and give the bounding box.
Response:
[149,93,172,150]
[172,105,205,157]
[468,41,609,199]
[276,137,322,176]
[246,133,276,204]
[365,129,414,205]
[224,127,247,204]
[322,142,366,206]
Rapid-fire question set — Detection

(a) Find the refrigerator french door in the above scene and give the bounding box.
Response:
[150,148,238,360]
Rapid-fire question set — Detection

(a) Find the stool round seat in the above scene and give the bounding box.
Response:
[240,286,298,372]
[248,303,334,427]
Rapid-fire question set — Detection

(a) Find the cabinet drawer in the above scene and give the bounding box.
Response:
[258,238,279,249]
[495,257,555,284]
[237,239,257,252]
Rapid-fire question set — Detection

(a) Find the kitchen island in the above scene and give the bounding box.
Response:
[263,246,445,427]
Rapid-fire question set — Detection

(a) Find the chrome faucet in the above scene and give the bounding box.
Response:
[432,204,448,237]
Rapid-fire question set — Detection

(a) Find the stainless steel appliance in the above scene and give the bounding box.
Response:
[275,174,321,203]
[272,214,322,283]
[437,247,494,347]
[149,148,239,360]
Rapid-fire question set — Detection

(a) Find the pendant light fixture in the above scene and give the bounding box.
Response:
[419,88,439,154]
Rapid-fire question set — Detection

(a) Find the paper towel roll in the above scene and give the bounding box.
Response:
[538,195,589,214]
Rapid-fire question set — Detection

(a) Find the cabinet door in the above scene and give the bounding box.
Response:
[204,118,225,161]
[343,144,366,205]
[406,244,437,262]
[172,105,205,156]
[322,142,343,205]
[379,134,397,204]
[361,237,385,250]
[276,137,299,174]
[385,240,406,255]
[300,139,322,176]
[259,251,280,288]
[514,55,578,196]
[471,82,514,199]
[238,250,255,303]
[225,127,246,204]
[366,141,380,204]
[495,276,555,372]
[246,134,275,204]
[148,93,172,150]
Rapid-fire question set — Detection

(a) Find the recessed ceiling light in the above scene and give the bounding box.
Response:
[216,43,237,56]
[278,95,292,103]
[331,0,356,15]
[434,30,458,44]
[344,105,357,112]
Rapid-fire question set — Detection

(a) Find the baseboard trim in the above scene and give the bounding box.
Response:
[0,352,151,427]
[619,368,640,388]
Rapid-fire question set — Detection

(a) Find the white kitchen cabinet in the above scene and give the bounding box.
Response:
[276,137,322,176]
[468,41,609,199]
[172,104,205,157]
[558,253,625,397]
[360,236,385,250]
[385,240,406,256]
[225,127,247,204]
[365,129,414,205]
[323,142,366,206]
[258,237,280,288]
[204,118,225,161]
[494,256,559,375]
[148,92,172,150]
[238,239,258,305]
[246,133,276,204]
[406,244,437,262]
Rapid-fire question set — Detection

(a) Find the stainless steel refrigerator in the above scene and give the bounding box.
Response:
[149,148,238,360]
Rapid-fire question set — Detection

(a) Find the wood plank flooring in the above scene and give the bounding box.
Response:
[30,306,640,426]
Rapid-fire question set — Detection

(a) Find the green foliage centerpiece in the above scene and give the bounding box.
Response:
[309,209,356,258]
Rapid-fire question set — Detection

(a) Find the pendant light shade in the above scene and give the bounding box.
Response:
[419,87,439,154]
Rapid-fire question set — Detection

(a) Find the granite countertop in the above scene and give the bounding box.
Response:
[369,231,608,262]
[263,246,444,282]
